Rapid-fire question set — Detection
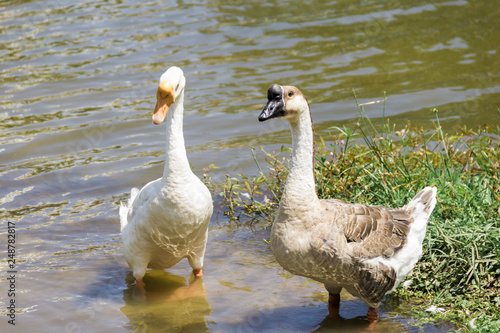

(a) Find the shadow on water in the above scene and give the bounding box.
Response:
[121,271,212,333]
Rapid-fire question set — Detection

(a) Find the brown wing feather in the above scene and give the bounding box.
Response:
[349,261,397,308]
[322,199,413,259]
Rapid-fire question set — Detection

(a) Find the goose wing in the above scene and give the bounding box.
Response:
[324,199,413,259]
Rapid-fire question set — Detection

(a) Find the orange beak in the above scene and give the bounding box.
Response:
[152,81,175,125]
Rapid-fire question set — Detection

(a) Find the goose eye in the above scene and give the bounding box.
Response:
[176,83,180,90]
[288,91,293,97]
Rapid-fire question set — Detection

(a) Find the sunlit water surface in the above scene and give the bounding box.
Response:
[1,0,498,332]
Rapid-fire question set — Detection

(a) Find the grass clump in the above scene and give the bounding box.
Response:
[211,146,286,226]
[208,96,500,330]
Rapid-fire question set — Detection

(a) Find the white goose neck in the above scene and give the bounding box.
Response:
[162,90,191,180]
[282,108,318,205]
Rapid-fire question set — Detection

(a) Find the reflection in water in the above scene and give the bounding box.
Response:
[121,270,212,333]
[315,314,379,333]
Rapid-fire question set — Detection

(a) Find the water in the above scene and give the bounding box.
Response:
[1,0,498,332]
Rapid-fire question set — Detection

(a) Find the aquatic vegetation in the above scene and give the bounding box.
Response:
[207,97,500,330]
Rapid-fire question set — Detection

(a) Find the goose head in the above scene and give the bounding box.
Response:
[152,66,186,125]
[259,83,309,122]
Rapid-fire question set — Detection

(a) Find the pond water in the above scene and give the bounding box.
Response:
[1,0,498,332]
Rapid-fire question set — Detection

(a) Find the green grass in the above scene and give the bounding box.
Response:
[206,97,500,331]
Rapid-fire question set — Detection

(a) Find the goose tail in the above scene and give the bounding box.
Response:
[386,186,437,289]
[119,187,140,232]
[405,186,437,239]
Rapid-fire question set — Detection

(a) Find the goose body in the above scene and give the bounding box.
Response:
[259,84,437,323]
[120,66,213,285]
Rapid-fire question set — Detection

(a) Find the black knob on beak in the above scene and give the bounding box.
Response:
[259,84,285,122]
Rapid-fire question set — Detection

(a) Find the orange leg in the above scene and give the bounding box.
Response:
[367,307,379,325]
[136,279,145,288]
[134,278,147,299]
[328,293,340,317]
[193,268,203,278]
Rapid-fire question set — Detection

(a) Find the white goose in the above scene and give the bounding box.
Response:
[120,66,213,286]
[258,84,437,323]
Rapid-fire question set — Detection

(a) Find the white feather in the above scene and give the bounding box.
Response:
[364,186,437,291]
